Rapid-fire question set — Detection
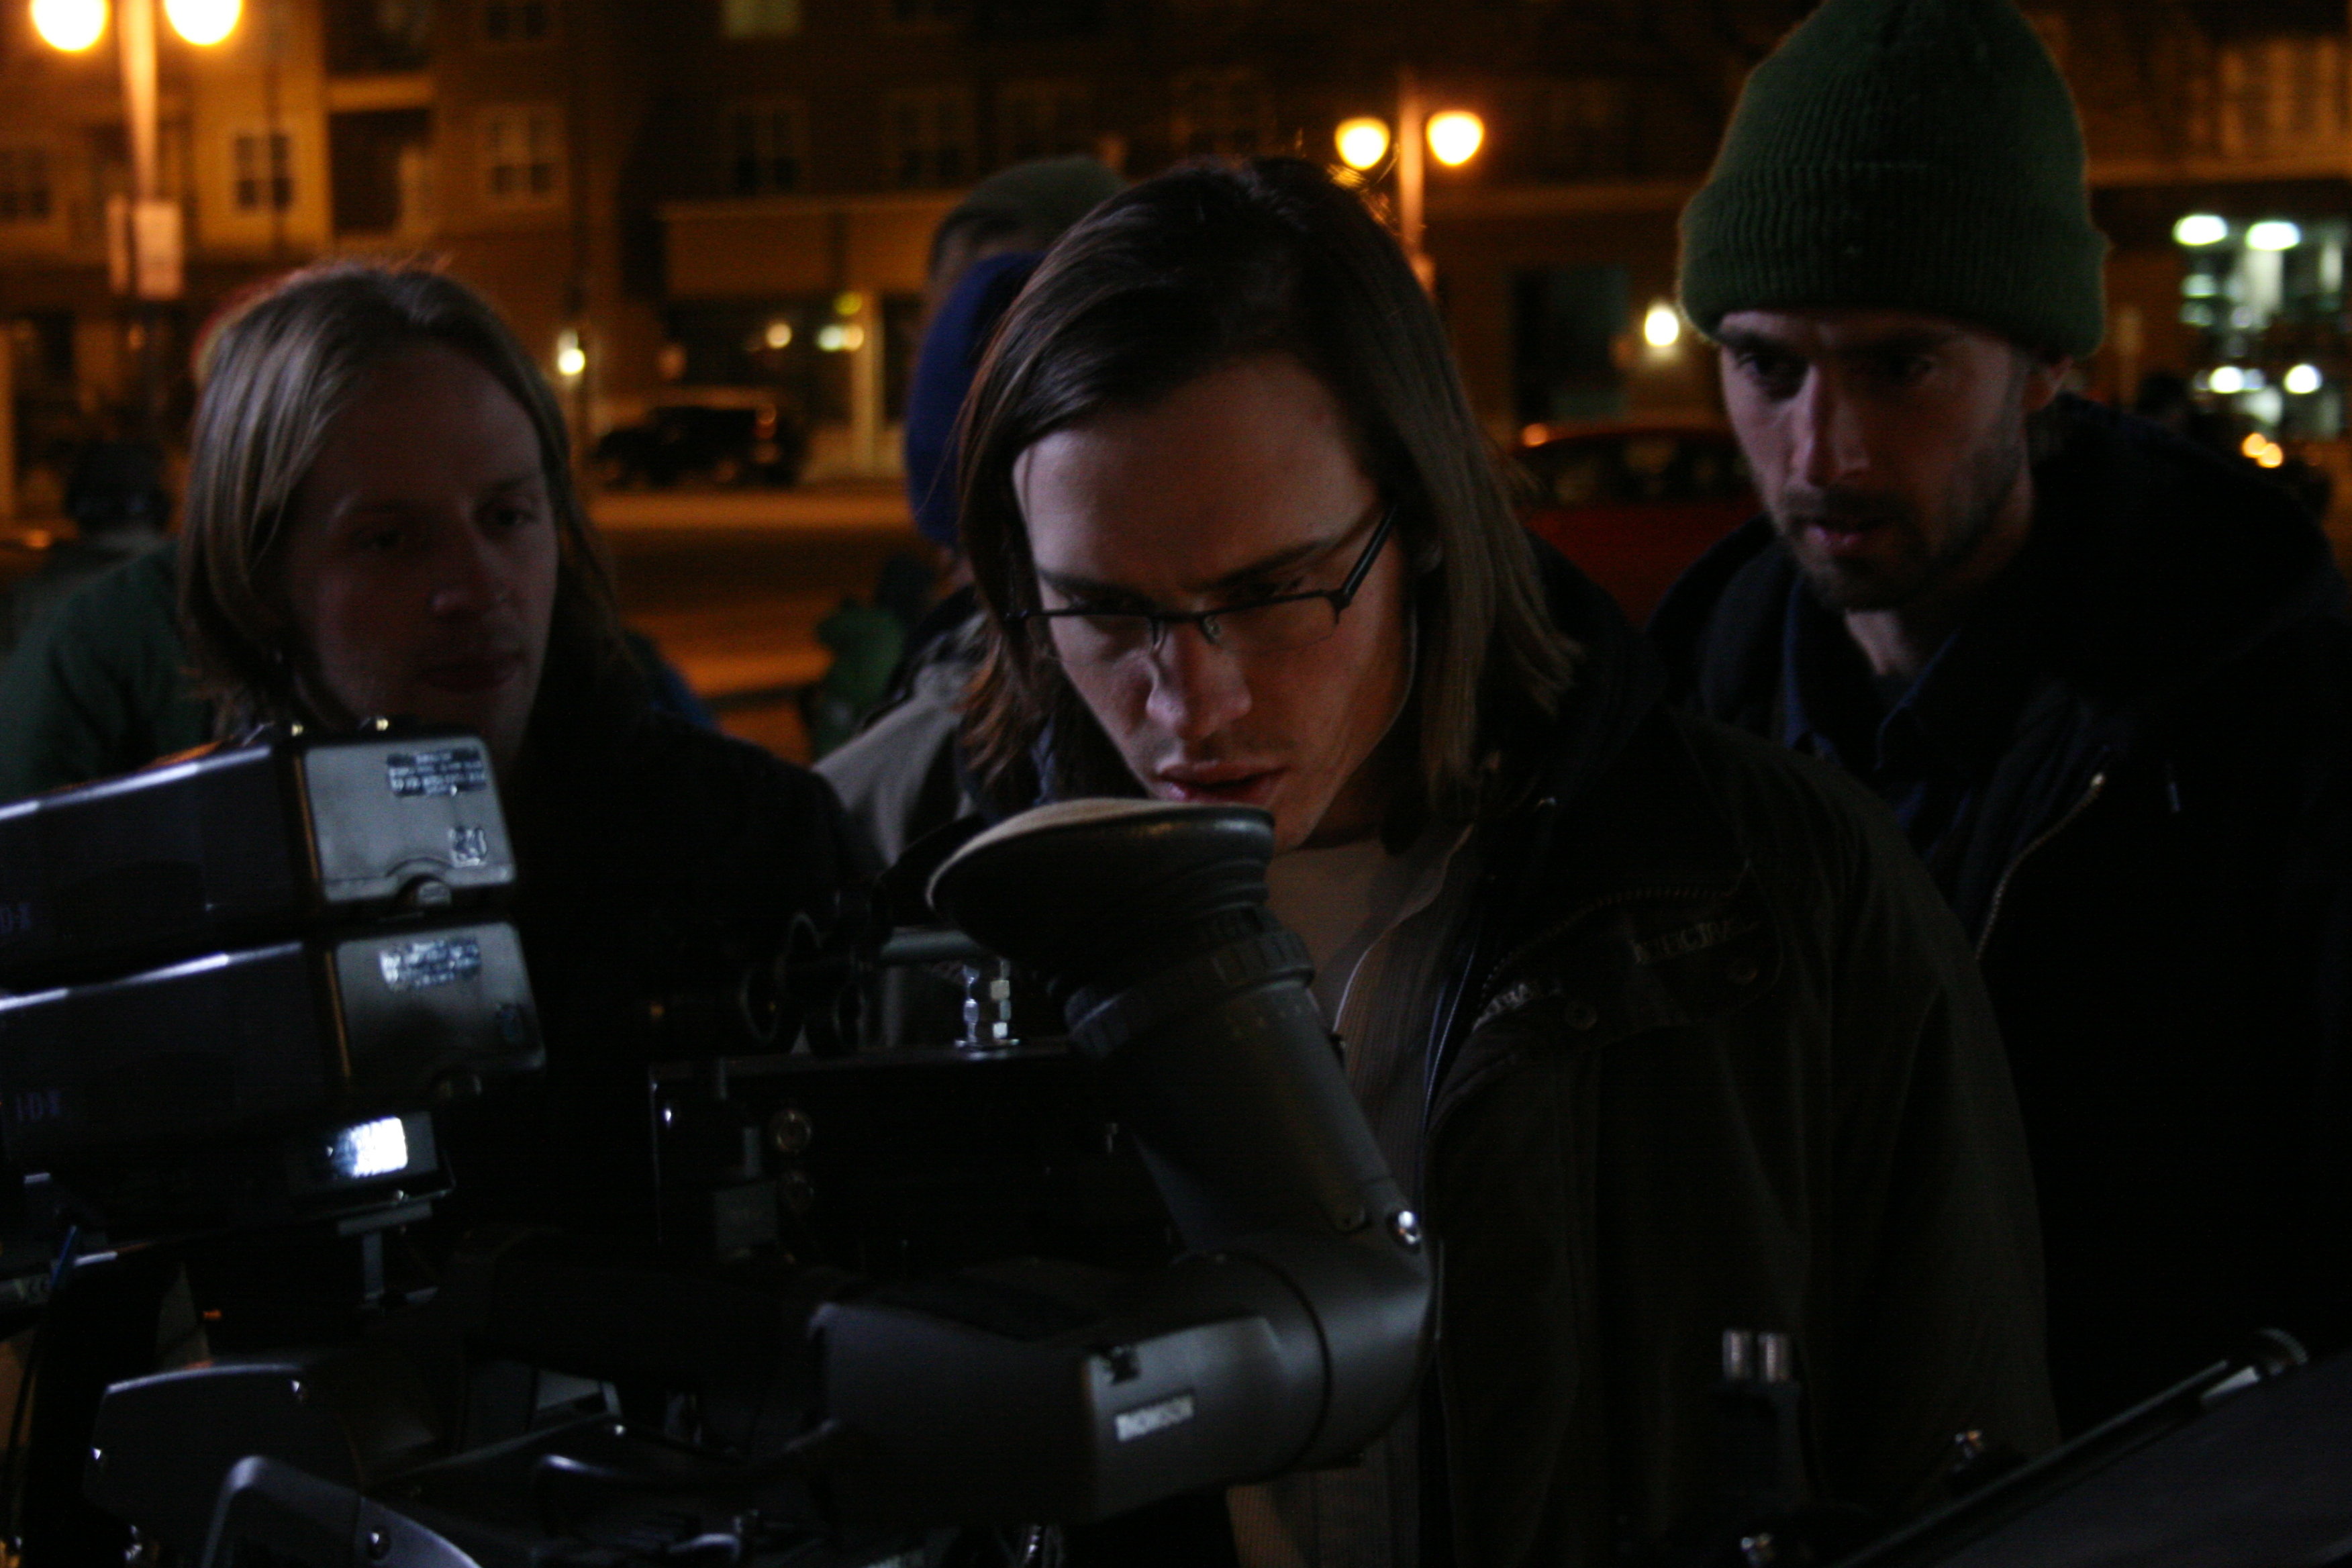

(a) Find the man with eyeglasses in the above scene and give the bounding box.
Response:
[908,159,2055,1568]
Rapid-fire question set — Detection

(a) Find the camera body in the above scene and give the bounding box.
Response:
[3,755,1429,1567]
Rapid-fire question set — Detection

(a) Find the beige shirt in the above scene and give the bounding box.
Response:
[1232,820,1479,1568]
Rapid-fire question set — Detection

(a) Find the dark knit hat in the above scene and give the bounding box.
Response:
[936,156,1125,262]
[1679,0,2107,358]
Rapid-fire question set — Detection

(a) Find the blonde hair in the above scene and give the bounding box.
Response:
[178,259,632,736]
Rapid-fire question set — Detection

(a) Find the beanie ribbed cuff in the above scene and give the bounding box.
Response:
[1683,163,2106,357]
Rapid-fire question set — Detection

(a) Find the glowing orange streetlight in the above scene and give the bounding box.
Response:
[1336,117,1391,172]
[1426,111,1484,167]
[30,0,105,49]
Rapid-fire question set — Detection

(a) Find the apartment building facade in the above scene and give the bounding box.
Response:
[0,0,2343,501]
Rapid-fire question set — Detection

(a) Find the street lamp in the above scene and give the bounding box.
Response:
[1391,72,1483,290]
[1426,111,1483,168]
[164,0,237,43]
[1335,117,1391,172]
[30,0,105,49]
[31,0,238,430]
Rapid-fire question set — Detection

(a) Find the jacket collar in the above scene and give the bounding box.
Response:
[1424,548,1758,1121]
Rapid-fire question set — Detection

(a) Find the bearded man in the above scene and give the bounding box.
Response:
[1651,0,2352,1434]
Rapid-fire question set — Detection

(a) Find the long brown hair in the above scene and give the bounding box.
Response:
[178,259,635,742]
[958,157,1579,827]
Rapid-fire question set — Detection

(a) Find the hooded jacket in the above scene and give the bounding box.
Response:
[1649,396,2352,1432]
[1410,558,2052,1564]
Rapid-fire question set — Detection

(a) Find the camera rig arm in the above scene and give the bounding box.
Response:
[750,799,1430,1524]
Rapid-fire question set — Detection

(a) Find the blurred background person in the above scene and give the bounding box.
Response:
[170,260,854,1238]
[816,155,1123,852]
[1,440,173,655]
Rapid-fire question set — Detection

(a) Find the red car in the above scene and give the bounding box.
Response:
[1514,420,1757,623]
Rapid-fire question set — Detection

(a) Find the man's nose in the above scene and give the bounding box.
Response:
[1143,622,1252,742]
[1789,370,1869,489]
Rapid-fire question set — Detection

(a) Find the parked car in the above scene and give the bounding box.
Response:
[593,402,807,489]
[1513,419,1756,622]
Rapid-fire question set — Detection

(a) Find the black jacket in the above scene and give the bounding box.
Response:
[1649,396,2352,1432]
[1413,559,2051,1564]
[1005,555,2054,1567]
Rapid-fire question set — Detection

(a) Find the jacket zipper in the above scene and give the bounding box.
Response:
[1976,769,2107,961]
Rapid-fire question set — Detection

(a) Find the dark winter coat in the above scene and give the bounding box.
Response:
[1649,395,2352,1433]
[1414,559,2053,1565]
[973,551,2056,1567]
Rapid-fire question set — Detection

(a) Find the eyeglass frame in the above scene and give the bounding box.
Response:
[1006,503,1398,662]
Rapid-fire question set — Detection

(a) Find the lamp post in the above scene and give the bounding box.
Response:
[32,0,240,432]
[1336,71,1483,292]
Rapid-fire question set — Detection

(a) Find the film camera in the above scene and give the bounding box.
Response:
[0,731,1429,1566]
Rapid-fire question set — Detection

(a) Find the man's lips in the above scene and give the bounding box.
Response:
[1800,518,1892,558]
[1153,764,1283,806]
[418,652,527,694]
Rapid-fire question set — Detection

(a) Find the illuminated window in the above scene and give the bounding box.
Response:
[0,148,52,224]
[723,0,799,34]
[481,107,562,205]
[729,99,805,194]
[883,87,975,188]
[481,0,550,42]
[232,131,294,213]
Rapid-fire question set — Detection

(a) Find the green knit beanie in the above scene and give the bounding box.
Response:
[1679,0,2107,358]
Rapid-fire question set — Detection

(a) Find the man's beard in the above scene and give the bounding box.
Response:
[1771,416,2030,614]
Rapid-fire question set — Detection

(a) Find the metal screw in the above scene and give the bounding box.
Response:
[1739,1533,1777,1567]
[779,1171,816,1216]
[1389,1210,1424,1248]
[768,1106,814,1157]
[365,1532,391,1562]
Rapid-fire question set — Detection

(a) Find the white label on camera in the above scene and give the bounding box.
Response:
[378,934,482,993]
[387,747,489,798]
[1114,1391,1194,1442]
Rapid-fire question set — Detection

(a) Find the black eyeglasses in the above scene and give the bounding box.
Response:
[1010,506,1396,667]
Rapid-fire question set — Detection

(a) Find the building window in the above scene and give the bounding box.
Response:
[1498,79,1635,181]
[0,148,52,224]
[997,79,1092,164]
[2206,33,2349,160]
[728,99,805,194]
[232,131,295,213]
[481,0,551,43]
[885,0,965,27]
[722,0,800,36]
[1171,69,1273,160]
[481,107,562,204]
[883,87,975,188]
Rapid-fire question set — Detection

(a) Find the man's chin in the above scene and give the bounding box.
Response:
[1787,543,1923,614]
